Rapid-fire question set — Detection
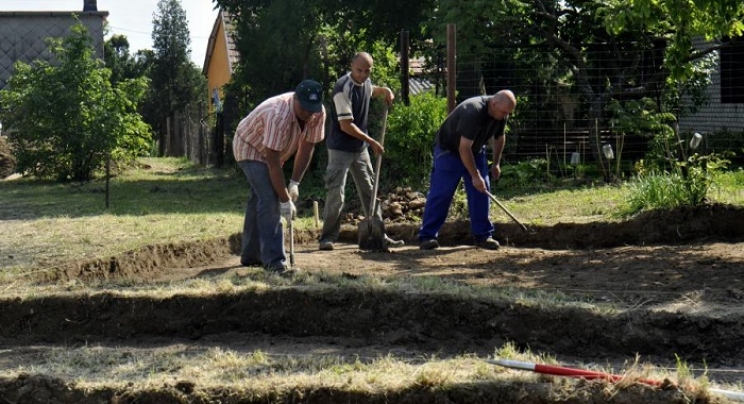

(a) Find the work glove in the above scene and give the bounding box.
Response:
[280,200,296,220]
[288,180,300,202]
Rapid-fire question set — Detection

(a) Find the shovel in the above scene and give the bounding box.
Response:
[358,105,389,251]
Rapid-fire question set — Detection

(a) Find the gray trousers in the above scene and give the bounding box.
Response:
[238,160,286,270]
[320,148,383,242]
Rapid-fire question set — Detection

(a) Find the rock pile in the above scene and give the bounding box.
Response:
[342,186,426,225]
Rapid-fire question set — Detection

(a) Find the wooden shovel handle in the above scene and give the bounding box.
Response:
[485,190,529,233]
[368,105,388,215]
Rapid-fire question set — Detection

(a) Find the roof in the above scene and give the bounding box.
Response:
[202,9,239,76]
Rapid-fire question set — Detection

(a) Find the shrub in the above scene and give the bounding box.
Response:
[499,159,549,188]
[383,93,448,190]
[622,151,732,215]
[0,21,150,182]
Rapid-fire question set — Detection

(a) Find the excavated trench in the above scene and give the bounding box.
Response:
[1,204,743,403]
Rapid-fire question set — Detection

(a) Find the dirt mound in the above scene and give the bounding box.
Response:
[353,203,744,248]
[31,203,744,287]
[37,234,242,283]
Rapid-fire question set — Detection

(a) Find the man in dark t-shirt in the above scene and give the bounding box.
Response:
[318,52,404,251]
[418,90,517,250]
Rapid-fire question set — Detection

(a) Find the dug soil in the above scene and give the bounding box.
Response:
[1,204,744,403]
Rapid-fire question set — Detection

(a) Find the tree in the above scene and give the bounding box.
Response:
[214,0,435,109]
[104,34,153,86]
[427,0,742,174]
[604,0,744,82]
[149,0,206,156]
[0,22,151,182]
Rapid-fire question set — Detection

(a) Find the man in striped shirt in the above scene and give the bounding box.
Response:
[318,52,404,251]
[233,80,326,273]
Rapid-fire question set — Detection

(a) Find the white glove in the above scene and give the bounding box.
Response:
[280,200,296,220]
[288,180,300,202]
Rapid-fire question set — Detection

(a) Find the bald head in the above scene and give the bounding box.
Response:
[350,52,374,84]
[495,90,516,109]
[351,52,373,65]
[488,90,516,120]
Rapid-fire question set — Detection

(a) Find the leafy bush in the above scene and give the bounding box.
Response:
[383,93,448,190]
[499,159,549,188]
[0,21,150,182]
[622,151,732,215]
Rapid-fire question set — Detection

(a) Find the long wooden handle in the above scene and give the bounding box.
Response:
[486,191,528,232]
[368,105,388,215]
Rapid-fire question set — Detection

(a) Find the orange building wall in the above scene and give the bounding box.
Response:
[205,16,232,112]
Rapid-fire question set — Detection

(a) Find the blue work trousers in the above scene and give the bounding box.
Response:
[238,160,287,270]
[418,145,493,242]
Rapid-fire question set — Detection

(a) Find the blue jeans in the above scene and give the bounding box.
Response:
[320,148,382,242]
[238,160,286,270]
[418,144,493,242]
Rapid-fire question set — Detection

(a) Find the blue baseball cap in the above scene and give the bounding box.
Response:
[295,80,323,113]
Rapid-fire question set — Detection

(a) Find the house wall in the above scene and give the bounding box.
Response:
[205,15,232,112]
[0,11,108,90]
[678,38,744,134]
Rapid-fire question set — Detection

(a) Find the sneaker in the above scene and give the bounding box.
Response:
[384,236,405,248]
[419,239,439,250]
[474,237,500,250]
[319,240,334,251]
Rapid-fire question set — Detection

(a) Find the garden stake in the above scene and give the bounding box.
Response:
[489,359,744,402]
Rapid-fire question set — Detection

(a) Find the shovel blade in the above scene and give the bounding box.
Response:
[358,217,387,251]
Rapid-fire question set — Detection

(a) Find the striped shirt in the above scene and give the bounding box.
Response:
[232,92,326,164]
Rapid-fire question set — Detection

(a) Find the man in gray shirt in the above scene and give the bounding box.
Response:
[418,90,517,250]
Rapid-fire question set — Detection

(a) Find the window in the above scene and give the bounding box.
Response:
[721,35,744,104]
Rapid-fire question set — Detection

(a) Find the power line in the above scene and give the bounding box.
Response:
[108,25,209,39]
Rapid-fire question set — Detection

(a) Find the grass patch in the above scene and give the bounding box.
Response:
[2,157,744,274]
[0,157,246,271]
[0,340,712,399]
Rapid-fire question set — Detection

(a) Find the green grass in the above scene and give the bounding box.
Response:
[0,157,247,271]
[2,157,744,274]
[1,157,740,400]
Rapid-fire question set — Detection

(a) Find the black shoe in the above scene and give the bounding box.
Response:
[474,237,500,250]
[240,258,262,267]
[384,236,405,248]
[265,265,299,277]
[419,239,439,250]
[319,240,334,251]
